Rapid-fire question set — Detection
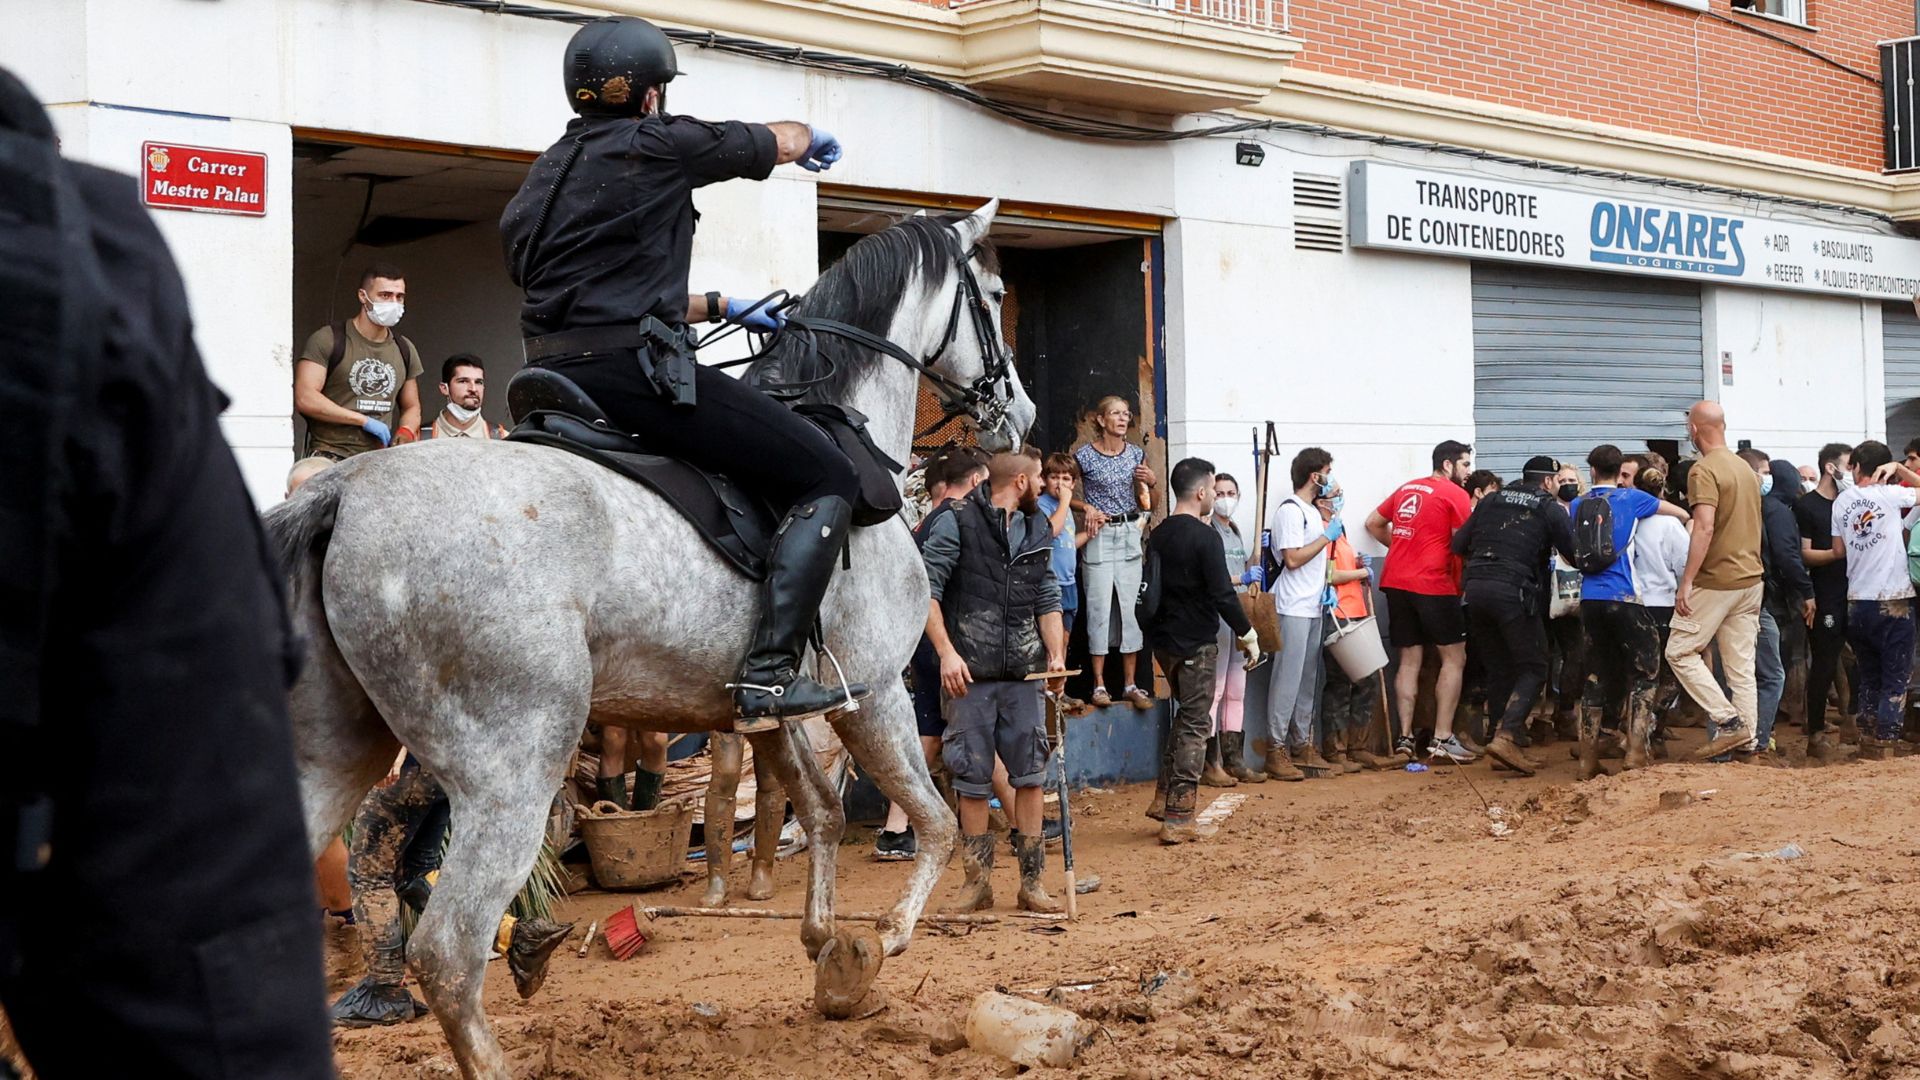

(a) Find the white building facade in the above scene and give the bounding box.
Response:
[10,0,1919,521]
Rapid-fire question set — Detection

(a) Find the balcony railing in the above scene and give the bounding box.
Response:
[1884,36,1920,172]
[955,0,1290,33]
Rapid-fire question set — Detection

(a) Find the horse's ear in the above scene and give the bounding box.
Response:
[953,198,999,251]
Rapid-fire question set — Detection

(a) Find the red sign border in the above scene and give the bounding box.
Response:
[141,140,269,218]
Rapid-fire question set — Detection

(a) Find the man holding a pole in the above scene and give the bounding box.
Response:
[923,449,1068,914]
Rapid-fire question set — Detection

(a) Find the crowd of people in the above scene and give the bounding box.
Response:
[886,397,1920,879]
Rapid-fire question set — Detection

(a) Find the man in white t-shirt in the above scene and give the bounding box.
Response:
[1830,439,1920,755]
[1262,447,1342,781]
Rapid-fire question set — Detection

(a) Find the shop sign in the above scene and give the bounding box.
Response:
[1349,161,1920,300]
[142,141,267,217]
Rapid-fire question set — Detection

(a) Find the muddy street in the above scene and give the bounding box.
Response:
[329,731,1920,1079]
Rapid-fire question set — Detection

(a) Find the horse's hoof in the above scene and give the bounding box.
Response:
[813,926,886,1020]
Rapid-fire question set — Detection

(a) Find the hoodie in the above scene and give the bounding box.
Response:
[1761,459,1814,613]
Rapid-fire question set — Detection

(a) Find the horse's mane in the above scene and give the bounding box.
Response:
[745,213,1000,405]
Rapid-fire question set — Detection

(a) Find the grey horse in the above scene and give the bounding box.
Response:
[269,202,1029,1079]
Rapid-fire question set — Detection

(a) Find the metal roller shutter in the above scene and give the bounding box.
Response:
[1883,303,1920,450]
[1472,265,1702,478]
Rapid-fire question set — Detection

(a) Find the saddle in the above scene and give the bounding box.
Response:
[502,368,903,580]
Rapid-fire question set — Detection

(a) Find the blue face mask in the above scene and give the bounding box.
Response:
[1759,473,1774,497]
[1317,473,1337,497]
[1331,494,1346,513]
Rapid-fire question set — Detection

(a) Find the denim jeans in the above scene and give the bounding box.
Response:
[1754,607,1784,751]
[1848,597,1916,741]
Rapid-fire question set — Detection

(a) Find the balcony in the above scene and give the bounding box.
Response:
[953,0,1303,114]
[1887,37,1920,172]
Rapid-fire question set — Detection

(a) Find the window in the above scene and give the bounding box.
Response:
[1731,0,1811,29]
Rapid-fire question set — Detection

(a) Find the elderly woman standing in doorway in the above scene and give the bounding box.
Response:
[1074,395,1158,710]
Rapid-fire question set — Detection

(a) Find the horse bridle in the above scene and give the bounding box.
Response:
[726,243,1016,440]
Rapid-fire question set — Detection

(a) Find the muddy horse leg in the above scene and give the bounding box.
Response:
[701,733,745,908]
[746,725,842,960]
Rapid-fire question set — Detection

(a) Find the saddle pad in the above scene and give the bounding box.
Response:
[506,412,772,580]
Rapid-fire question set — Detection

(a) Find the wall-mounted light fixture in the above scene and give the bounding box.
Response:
[1235,142,1264,167]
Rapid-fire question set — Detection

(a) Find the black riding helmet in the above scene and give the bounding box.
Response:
[565,16,680,116]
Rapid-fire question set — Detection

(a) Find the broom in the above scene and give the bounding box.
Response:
[601,901,648,960]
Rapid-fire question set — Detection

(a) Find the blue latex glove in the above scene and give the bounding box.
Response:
[800,127,842,172]
[1239,566,1264,588]
[726,297,786,333]
[362,417,392,446]
[1322,584,1339,610]
[1323,516,1345,542]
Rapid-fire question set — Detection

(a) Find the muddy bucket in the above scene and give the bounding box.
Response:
[575,799,695,890]
[1324,614,1388,681]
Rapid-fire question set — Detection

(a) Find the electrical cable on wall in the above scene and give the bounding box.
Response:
[411,0,1894,224]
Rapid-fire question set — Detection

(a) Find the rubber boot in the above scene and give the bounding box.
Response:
[1222,731,1265,783]
[1623,705,1652,771]
[506,917,576,999]
[1144,778,1168,821]
[730,496,868,732]
[1264,742,1305,782]
[630,768,665,812]
[593,773,629,812]
[1013,834,1064,913]
[1576,703,1602,781]
[1158,780,1218,845]
[1330,729,1364,774]
[943,833,995,913]
[1200,736,1237,788]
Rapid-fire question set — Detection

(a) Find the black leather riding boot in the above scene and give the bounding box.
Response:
[731,495,868,731]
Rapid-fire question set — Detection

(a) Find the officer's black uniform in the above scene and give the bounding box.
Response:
[500,17,862,725]
[0,70,331,1077]
[1451,475,1576,744]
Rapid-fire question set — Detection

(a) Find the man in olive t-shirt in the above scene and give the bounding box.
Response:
[294,264,422,460]
[1667,400,1766,759]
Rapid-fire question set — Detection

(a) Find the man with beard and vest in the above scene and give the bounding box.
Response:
[500,17,860,733]
[923,451,1067,916]
[1450,456,1578,777]
[0,68,330,1077]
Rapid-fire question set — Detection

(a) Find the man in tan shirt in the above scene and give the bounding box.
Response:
[1668,401,1766,759]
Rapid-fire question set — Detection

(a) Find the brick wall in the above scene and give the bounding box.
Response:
[932,0,1910,172]
[1286,0,1904,171]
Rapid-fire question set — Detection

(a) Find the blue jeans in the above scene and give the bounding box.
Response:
[1754,607,1784,751]
[1847,598,1916,741]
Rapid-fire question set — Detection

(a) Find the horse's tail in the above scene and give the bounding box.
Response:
[262,468,343,624]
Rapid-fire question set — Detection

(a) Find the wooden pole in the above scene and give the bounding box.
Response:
[1047,690,1079,921]
[639,905,1067,926]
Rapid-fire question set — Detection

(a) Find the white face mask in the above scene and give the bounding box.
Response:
[445,400,481,423]
[1836,469,1855,490]
[1214,495,1239,519]
[366,300,405,327]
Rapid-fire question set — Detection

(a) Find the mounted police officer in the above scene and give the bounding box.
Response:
[1449,455,1578,777]
[501,17,863,732]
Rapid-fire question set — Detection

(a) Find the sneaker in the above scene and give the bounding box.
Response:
[1428,734,1478,763]
[1122,685,1155,710]
[873,827,916,861]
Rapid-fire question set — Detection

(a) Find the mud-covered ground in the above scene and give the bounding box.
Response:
[323,728,1920,1078]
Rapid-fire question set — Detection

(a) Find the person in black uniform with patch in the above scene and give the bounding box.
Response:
[0,69,331,1078]
[500,16,862,732]
[1451,455,1577,777]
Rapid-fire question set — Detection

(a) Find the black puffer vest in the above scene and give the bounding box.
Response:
[943,485,1054,681]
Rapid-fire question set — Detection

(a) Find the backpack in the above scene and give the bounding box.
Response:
[1572,491,1619,575]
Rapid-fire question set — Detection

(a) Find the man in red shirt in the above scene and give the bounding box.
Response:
[1365,440,1476,762]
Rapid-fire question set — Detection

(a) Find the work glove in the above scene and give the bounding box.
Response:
[800,127,842,172]
[1237,627,1262,669]
[1323,516,1345,542]
[362,417,392,446]
[725,296,786,333]
[1240,566,1264,588]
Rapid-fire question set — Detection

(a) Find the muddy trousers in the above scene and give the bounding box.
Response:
[347,764,451,988]
[1466,583,1549,739]
[1580,600,1661,734]
[1157,644,1221,787]
[1805,607,1850,735]
[1847,598,1915,741]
